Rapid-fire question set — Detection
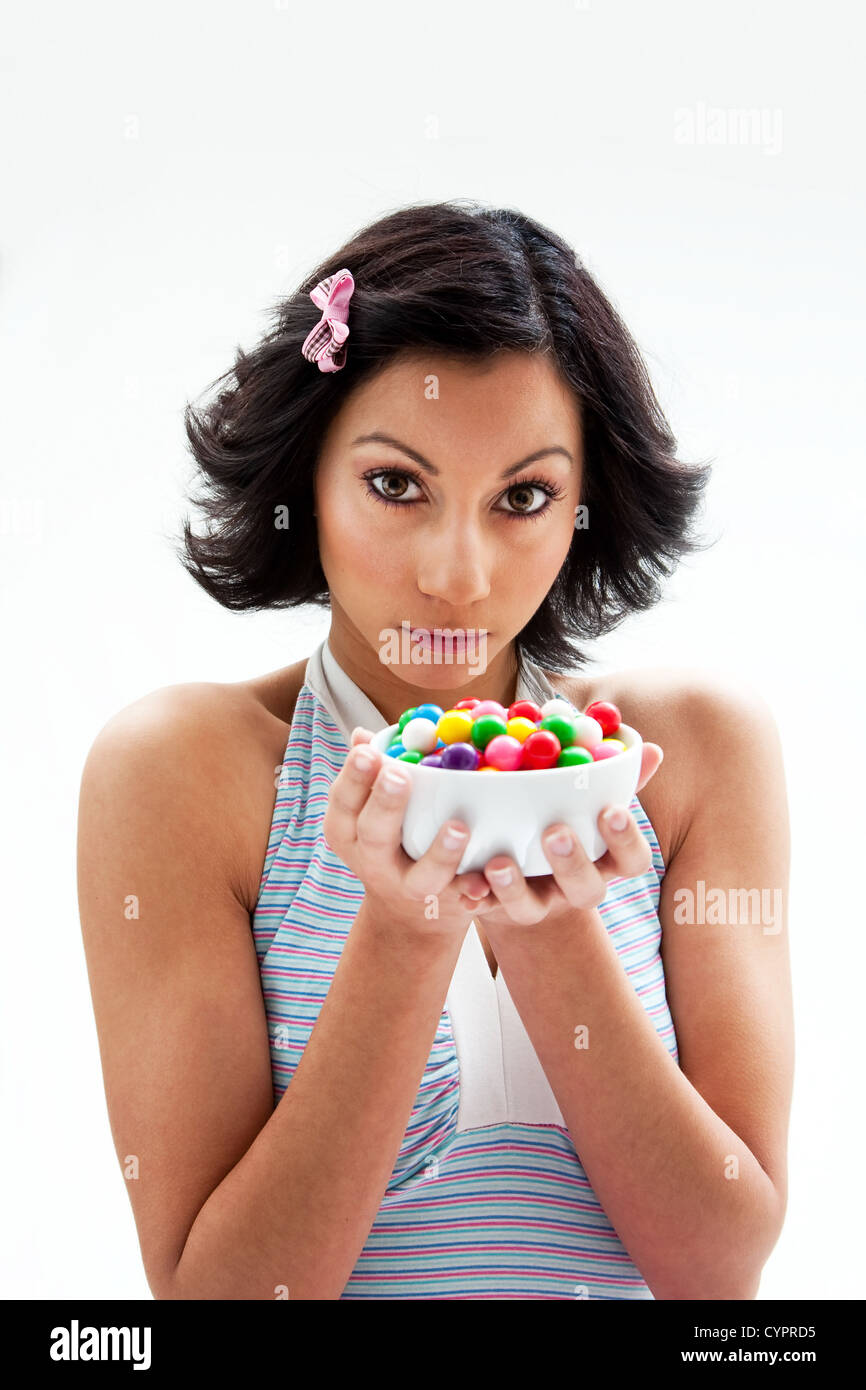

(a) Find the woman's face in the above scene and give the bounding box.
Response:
[312,349,583,713]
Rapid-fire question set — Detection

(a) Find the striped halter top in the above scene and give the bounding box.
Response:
[253,638,679,1299]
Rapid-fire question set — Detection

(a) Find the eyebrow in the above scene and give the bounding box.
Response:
[350,431,574,479]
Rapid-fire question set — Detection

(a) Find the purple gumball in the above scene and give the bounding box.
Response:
[439,741,480,771]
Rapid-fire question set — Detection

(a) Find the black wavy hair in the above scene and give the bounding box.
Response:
[176,198,714,673]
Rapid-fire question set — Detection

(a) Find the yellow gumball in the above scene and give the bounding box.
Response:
[600,738,626,753]
[506,716,537,744]
[478,765,499,771]
[437,710,475,744]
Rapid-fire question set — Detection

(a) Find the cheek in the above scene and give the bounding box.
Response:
[494,517,573,587]
[317,492,407,588]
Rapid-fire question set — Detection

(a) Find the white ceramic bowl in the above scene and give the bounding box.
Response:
[369,721,643,876]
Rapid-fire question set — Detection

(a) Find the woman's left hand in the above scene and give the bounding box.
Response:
[470,741,665,928]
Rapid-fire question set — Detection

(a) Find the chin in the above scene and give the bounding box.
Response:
[402,648,492,685]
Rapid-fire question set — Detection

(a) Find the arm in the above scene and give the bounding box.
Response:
[77,689,465,1301]
[479,676,793,1300]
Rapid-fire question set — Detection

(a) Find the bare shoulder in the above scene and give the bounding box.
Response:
[76,680,301,1298]
[548,665,781,869]
[79,674,299,913]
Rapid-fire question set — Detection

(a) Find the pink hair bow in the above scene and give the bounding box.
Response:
[300,268,355,373]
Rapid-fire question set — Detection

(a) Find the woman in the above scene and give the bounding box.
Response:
[77,199,793,1300]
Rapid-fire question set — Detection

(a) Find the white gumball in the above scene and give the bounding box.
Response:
[571,714,604,749]
[540,698,578,720]
[400,716,439,754]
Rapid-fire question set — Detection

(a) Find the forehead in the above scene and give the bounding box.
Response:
[327,351,582,456]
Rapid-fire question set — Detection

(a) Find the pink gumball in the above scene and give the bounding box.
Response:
[482,734,524,771]
[471,699,510,722]
[590,742,621,761]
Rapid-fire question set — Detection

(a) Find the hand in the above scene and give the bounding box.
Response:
[470,741,665,929]
[323,727,493,937]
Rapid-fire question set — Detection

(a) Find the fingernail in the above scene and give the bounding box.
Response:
[547,831,572,856]
[605,806,629,831]
[353,748,376,770]
[443,825,468,849]
[383,769,408,793]
[488,867,513,886]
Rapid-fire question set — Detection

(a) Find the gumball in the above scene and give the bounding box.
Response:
[435,738,446,750]
[440,741,480,771]
[478,766,499,772]
[506,716,537,744]
[414,703,445,725]
[397,750,422,763]
[540,697,578,720]
[454,698,481,711]
[436,710,475,745]
[385,741,407,757]
[508,699,543,724]
[571,714,604,750]
[400,716,440,754]
[397,707,418,733]
[482,734,524,771]
[590,742,621,761]
[419,753,443,767]
[471,700,509,722]
[521,730,561,769]
[470,715,508,750]
[599,737,626,754]
[539,715,577,748]
[584,700,621,737]
[556,746,593,768]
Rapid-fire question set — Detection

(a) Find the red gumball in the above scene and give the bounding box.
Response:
[455,698,481,711]
[584,700,621,737]
[508,699,543,724]
[521,729,561,769]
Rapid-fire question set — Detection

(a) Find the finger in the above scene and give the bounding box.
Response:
[401,821,479,901]
[470,874,560,916]
[458,896,492,915]
[482,857,549,925]
[453,870,493,913]
[593,804,653,881]
[324,743,384,847]
[636,742,663,792]
[355,759,415,855]
[540,825,609,909]
[456,871,492,900]
[350,725,376,747]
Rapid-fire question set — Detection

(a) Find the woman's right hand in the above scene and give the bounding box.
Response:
[323,726,492,935]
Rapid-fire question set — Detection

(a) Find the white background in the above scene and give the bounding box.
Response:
[1,0,863,1299]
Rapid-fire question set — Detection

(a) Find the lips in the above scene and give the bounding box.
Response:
[411,628,487,639]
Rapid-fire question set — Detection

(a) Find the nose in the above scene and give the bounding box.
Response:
[415,515,492,607]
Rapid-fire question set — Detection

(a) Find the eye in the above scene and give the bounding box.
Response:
[500,480,555,518]
[361,467,566,520]
[364,470,424,507]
